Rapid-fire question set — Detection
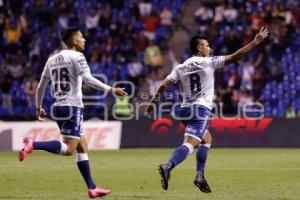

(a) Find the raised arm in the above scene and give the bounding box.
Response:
[145,79,172,116]
[225,27,269,65]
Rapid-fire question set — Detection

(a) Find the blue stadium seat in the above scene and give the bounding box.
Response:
[120,64,128,80]
[26,107,36,116]
[13,106,23,116]
[264,106,272,117]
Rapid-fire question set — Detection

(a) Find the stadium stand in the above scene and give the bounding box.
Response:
[0,0,299,119]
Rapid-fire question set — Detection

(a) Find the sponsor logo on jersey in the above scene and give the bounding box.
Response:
[186,127,197,134]
[61,128,72,134]
[78,58,88,69]
[55,55,64,62]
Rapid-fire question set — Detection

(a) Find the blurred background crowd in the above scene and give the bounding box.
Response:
[0,0,299,119]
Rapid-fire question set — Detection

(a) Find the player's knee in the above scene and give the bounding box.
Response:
[65,148,76,156]
[203,130,212,144]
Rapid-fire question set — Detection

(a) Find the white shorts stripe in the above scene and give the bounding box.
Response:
[184,133,202,142]
[62,135,80,139]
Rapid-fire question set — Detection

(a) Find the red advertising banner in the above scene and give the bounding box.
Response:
[0,121,122,151]
[121,118,300,147]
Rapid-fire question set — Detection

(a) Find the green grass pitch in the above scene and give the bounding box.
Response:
[0,148,300,200]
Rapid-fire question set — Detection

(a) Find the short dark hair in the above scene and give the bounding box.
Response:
[189,35,208,55]
[61,28,80,47]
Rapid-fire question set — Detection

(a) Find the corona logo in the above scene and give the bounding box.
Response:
[150,118,173,135]
[176,122,186,134]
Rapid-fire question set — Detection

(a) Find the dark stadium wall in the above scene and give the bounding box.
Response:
[0,129,13,150]
[121,118,300,147]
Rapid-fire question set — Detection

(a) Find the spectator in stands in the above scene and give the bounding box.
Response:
[248,11,265,31]
[89,46,102,74]
[239,89,254,108]
[273,3,292,25]
[213,1,226,24]
[4,17,21,54]
[16,48,27,66]
[23,76,38,108]
[113,96,132,118]
[268,60,283,82]
[133,31,149,55]
[240,59,255,91]
[128,55,143,88]
[102,37,114,66]
[85,8,100,32]
[221,87,238,115]
[4,17,21,44]
[223,3,238,26]
[0,73,13,115]
[194,4,213,25]
[98,5,112,29]
[57,9,69,31]
[139,0,152,18]
[243,27,255,46]
[160,7,173,30]
[7,56,24,82]
[143,11,160,41]
[147,74,163,98]
[226,69,240,90]
[19,13,28,33]
[144,40,163,76]
[285,103,296,118]
[252,69,265,99]
[130,2,141,21]
[29,32,41,59]
[223,30,242,54]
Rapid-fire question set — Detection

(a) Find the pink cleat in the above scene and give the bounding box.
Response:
[88,187,111,198]
[19,137,33,161]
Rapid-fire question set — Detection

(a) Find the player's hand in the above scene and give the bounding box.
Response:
[36,107,47,121]
[145,104,154,118]
[111,87,128,96]
[254,26,269,45]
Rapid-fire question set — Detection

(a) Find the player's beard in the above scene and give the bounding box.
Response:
[208,50,213,57]
[76,44,85,52]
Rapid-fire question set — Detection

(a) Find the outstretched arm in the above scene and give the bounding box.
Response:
[145,79,172,116]
[225,27,269,65]
[82,72,128,96]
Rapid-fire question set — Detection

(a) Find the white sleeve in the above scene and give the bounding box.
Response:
[41,62,51,78]
[74,53,91,75]
[82,72,111,92]
[35,76,50,108]
[208,56,225,69]
[166,66,180,83]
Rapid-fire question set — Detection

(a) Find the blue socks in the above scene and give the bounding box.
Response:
[167,143,193,170]
[196,145,209,173]
[76,153,96,189]
[32,142,96,189]
[166,143,210,174]
[33,141,62,154]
